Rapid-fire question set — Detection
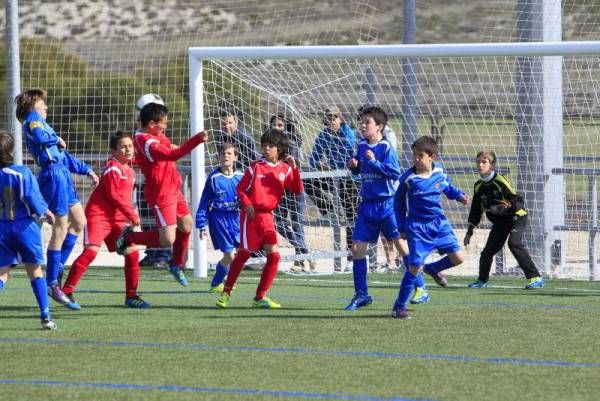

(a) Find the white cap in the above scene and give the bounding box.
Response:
[135,93,165,111]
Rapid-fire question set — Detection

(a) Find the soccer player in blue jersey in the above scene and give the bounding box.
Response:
[0,131,58,329]
[343,106,410,310]
[15,89,99,309]
[196,143,243,292]
[392,136,470,319]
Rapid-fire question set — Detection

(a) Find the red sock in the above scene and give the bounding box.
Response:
[256,252,280,300]
[223,249,251,295]
[127,230,161,248]
[124,250,140,299]
[171,229,190,268]
[63,248,98,295]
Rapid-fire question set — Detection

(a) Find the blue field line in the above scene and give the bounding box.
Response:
[1,337,599,369]
[0,379,434,401]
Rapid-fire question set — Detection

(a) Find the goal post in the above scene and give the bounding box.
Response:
[189,41,600,279]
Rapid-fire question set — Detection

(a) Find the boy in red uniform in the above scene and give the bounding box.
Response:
[62,131,149,308]
[216,128,303,309]
[116,102,207,286]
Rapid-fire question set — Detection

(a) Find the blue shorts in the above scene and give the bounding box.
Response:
[353,197,400,243]
[208,210,240,253]
[406,216,461,267]
[0,218,44,266]
[38,164,80,216]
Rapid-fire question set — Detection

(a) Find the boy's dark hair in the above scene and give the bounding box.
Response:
[109,130,133,150]
[412,135,439,156]
[0,131,15,167]
[269,112,302,147]
[260,128,289,160]
[15,88,47,123]
[140,103,169,127]
[218,142,240,158]
[357,105,388,130]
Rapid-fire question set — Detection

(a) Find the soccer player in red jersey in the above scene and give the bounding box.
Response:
[216,128,303,309]
[62,131,150,308]
[116,103,207,286]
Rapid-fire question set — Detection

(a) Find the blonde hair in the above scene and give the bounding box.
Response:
[476,150,497,167]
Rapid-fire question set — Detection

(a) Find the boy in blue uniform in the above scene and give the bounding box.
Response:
[344,106,411,310]
[196,143,243,292]
[392,136,470,319]
[15,89,98,309]
[0,131,57,329]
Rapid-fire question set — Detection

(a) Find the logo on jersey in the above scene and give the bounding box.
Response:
[278,173,286,182]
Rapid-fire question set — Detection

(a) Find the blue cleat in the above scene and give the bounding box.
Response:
[65,293,81,310]
[410,288,430,304]
[344,294,373,311]
[169,266,188,286]
[391,308,411,319]
[468,280,488,289]
[525,277,544,289]
[125,296,152,308]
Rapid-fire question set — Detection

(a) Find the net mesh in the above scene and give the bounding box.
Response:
[2,0,599,278]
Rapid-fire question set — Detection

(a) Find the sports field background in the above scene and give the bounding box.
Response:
[1,267,599,401]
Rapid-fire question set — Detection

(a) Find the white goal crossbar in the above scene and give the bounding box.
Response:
[188,41,600,278]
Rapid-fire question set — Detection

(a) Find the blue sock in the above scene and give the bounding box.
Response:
[0,279,4,292]
[352,257,368,296]
[211,261,229,287]
[46,249,62,286]
[414,272,426,290]
[424,256,454,275]
[394,270,417,310]
[61,233,78,268]
[31,277,50,320]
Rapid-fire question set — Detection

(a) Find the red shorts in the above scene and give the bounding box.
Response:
[150,191,190,227]
[239,210,277,252]
[84,217,126,252]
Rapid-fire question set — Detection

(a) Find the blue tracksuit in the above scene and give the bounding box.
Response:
[0,164,48,266]
[195,168,243,253]
[22,110,92,216]
[350,137,401,243]
[395,163,465,267]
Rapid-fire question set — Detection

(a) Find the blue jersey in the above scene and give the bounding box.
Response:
[350,138,401,200]
[195,168,243,230]
[0,164,48,221]
[23,110,91,175]
[395,163,465,233]
[309,122,356,170]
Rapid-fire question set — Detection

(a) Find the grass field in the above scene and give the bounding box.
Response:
[1,267,599,401]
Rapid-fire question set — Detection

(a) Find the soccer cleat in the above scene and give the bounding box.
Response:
[216,292,230,308]
[391,308,411,320]
[209,283,225,293]
[410,288,430,304]
[289,261,305,274]
[169,266,188,286]
[125,296,152,308]
[344,294,373,311]
[115,225,134,255]
[525,277,545,290]
[468,280,488,288]
[425,270,448,287]
[253,296,281,309]
[41,317,58,330]
[48,284,80,309]
[64,293,82,310]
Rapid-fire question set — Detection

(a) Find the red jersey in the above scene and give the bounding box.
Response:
[133,130,204,206]
[237,159,303,212]
[86,157,137,223]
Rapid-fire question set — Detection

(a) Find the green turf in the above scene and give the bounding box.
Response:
[1,267,600,401]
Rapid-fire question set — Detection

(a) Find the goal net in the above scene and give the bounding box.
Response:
[190,42,600,280]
